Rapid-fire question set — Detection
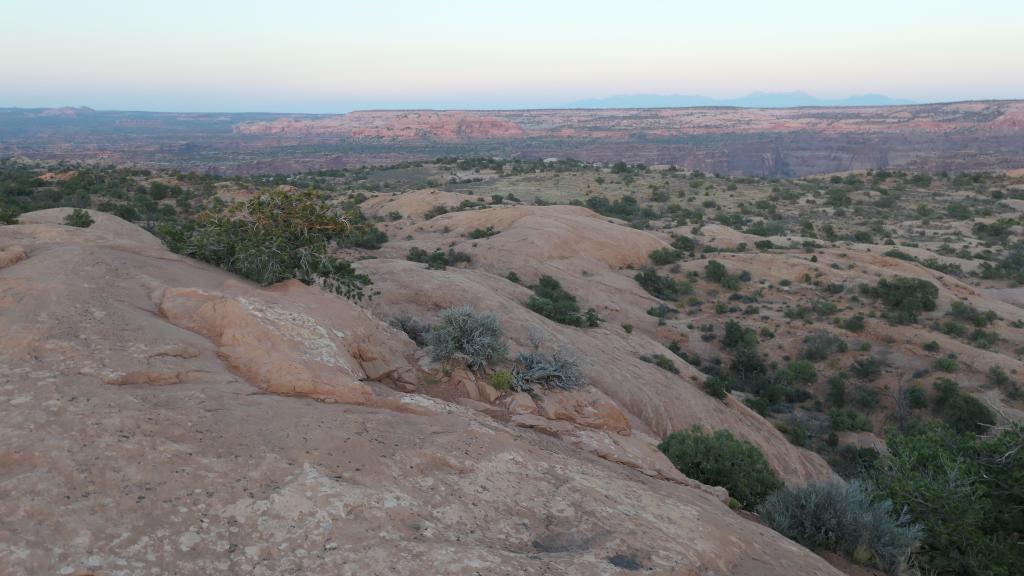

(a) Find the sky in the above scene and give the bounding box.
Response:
[2,0,1022,113]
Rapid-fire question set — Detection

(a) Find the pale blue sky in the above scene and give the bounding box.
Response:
[2,0,1022,112]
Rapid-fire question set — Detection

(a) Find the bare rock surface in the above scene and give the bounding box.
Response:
[360,188,473,220]
[0,213,843,575]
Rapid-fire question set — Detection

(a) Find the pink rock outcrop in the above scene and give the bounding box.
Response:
[0,211,845,575]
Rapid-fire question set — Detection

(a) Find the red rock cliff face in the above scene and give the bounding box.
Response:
[234,101,1024,140]
[235,111,527,141]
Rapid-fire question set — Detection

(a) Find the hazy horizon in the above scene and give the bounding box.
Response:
[3,0,1023,113]
[0,90,932,115]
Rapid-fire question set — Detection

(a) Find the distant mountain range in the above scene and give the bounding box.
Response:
[564,91,915,109]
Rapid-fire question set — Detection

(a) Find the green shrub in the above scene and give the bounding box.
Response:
[812,300,838,316]
[468,226,498,239]
[785,360,818,384]
[0,206,20,224]
[843,314,866,332]
[988,365,1011,389]
[904,384,928,409]
[646,303,676,319]
[722,320,758,350]
[853,230,874,243]
[949,300,997,327]
[758,481,921,575]
[782,421,809,446]
[829,445,881,479]
[851,356,882,381]
[670,235,697,254]
[829,408,872,432]
[658,426,782,508]
[654,354,678,373]
[634,268,686,300]
[862,277,938,324]
[649,247,682,265]
[642,353,679,374]
[853,384,881,412]
[389,315,431,347]
[488,370,513,391]
[160,189,372,300]
[980,241,1024,284]
[525,275,598,327]
[932,378,995,434]
[872,423,1024,575]
[933,355,958,373]
[427,305,507,369]
[705,261,727,282]
[407,246,471,270]
[63,208,94,228]
[827,374,847,407]
[424,205,449,219]
[802,330,847,361]
[729,346,772,398]
[703,376,730,400]
[705,259,740,289]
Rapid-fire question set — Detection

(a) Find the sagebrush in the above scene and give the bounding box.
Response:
[427,305,507,369]
[758,481,921,575]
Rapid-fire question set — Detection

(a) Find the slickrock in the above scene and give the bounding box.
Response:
[0,211,844,575]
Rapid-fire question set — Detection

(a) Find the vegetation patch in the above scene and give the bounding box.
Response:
[658,426,782,509]
[525,275,600,327]
[860,277,938,324]
[758,481,921,575]
[63,208,94,228]
[160,189,374,300]
[427,305,507,369]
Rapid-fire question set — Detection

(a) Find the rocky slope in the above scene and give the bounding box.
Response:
[356,194,835,484]
[359,188,1024,460]
[0,209,843,575]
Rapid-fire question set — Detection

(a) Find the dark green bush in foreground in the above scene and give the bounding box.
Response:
[658,426,782,508]
[872,423,1024,575]
[159,189,373,300]
[861,277,938,324]
[932,378,995,434]
[63,208,94,228]
[526,275,598,327]
[634,267,687,300]
[407,246,471,270]
[649,247,682,265]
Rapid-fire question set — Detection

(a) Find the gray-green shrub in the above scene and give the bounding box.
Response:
[758,481,921,575]
[510,340,584,392]
[427,306,507,369]
[389,315,431,347]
